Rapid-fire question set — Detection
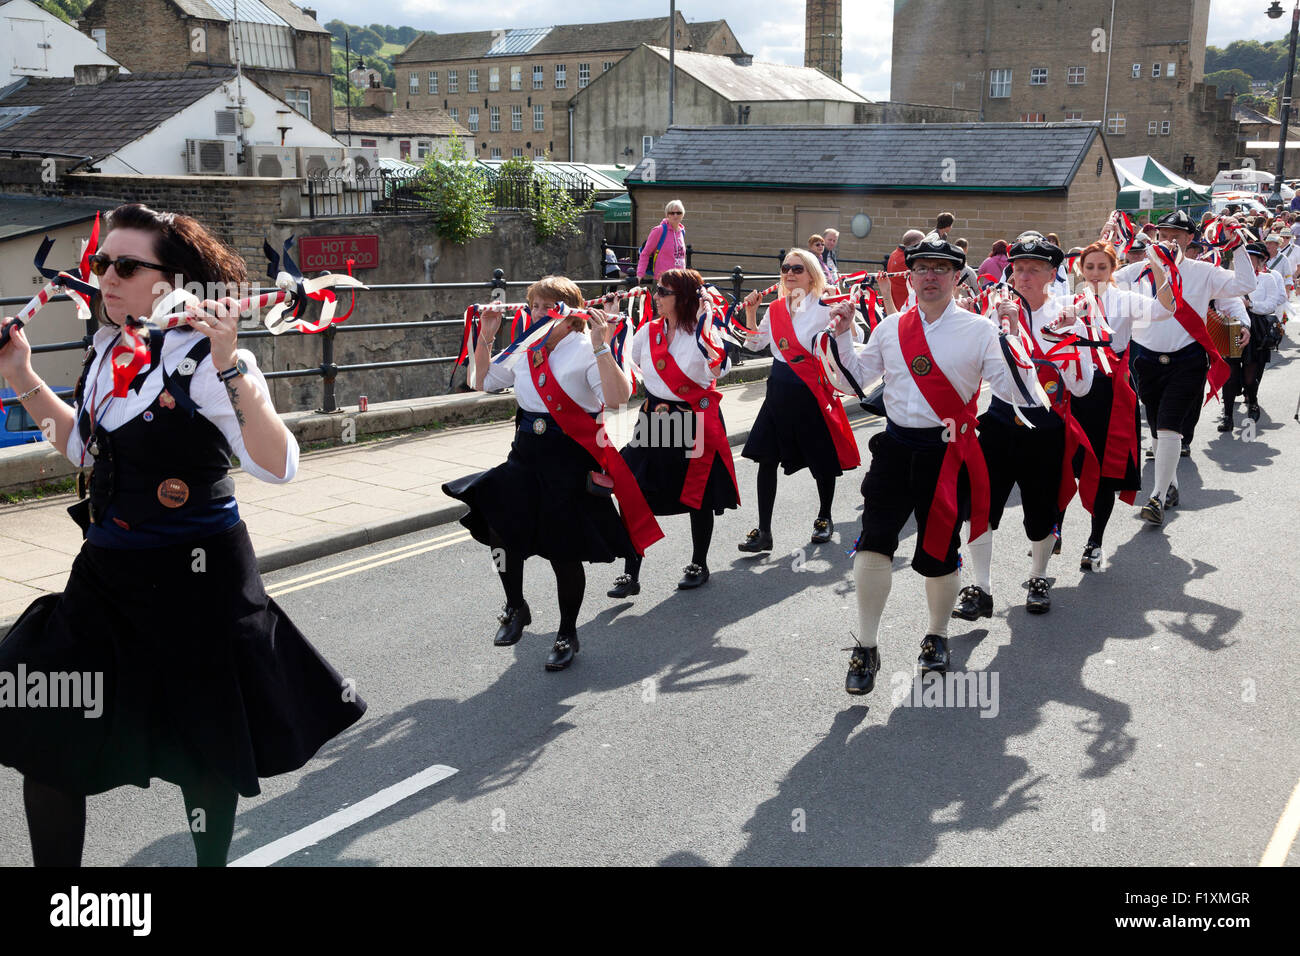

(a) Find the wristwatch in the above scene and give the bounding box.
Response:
[216,357,248,383]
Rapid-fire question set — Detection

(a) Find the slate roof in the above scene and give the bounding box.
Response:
[0,71,232,161]
[626,123,1105,192]
[332,105,469,137]
[0,193,117,242]
[1233,104,1278,126]
[398,16,742,64]
[644,47,868,104]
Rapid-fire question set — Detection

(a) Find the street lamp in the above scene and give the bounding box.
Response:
[1268,0,1298,205]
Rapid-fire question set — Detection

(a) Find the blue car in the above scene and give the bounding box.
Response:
[0,386,74,448]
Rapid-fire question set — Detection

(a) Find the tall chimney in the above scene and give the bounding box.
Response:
[804,0,842,81]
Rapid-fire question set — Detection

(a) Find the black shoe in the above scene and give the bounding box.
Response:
[811,517,833,544]
[607,573,640,599]
[737,528,774,553]
[545,633,579,671]
[1180,443,1191,458]
[918,634,949,673]
[1248,403,1261,421]
[1026,576,1051,614]
[1080,543,1102,572]
[1140,495,1163,526]
[493,603,531,646]
[677,563,710,589]
[952,584,993,621]
[1164,483,1179,510]
[845,644,880,695]
[1145,446,1155,461]
[1218,414,1233,432]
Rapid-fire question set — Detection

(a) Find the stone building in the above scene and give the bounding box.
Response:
[805,0,842,81]
[77,0,334,133]
[626,123,1119,274]
[890,0,1241,177]
[569,46,869,165]
[334,85,469,159]
[392,13,743,161]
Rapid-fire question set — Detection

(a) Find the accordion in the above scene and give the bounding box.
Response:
[1206,307,1244,359]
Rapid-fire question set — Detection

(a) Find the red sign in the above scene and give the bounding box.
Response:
[298,234,379,271]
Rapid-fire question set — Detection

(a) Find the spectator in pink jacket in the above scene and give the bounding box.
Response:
[637,200,687,282]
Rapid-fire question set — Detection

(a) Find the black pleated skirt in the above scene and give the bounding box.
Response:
[0,521,366,799]
[1071,375,1141,493]
[620,395,740,516]
[442,412,636,563]
[741,360,844,479]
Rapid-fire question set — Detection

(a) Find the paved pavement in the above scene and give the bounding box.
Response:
[0,376,775,624]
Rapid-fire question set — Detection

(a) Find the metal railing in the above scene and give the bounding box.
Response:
[1,264,782,415]
[602,240,889,277]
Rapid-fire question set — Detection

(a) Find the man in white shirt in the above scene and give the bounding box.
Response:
[826,238,1036,688]
[1112,209,1256,526]
[1221,241,1286,429]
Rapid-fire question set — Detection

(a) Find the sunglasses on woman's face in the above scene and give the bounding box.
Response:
[88,253,171,279]
[780,263,805,274]
[654,286,675,297]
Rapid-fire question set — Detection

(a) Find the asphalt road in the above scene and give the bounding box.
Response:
[1,351,1298,867]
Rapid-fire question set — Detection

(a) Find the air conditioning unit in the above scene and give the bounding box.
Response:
[344,146,380,180]
[247,145,299,178]
[185,138,237,175]
[296,145,346,195]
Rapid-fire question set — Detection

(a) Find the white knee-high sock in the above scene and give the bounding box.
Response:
[1030,536,1055,578]
[968,531,993,593]
[1152,428,1181,498]
[925,572,961,638]
[853,551,893,649]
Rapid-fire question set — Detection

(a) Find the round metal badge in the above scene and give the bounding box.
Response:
[655,359,666,371]
[911,355,932,376]
[538,372,547,387]
[157,478,189,508]
[699,396,710,409]
[177,357,198,376]
[1158,354,1171,365]
[778,337,790,351]
[531,418,547,435]
[143,411,154,422]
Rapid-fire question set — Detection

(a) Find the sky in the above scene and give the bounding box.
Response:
[307,0,1289,102]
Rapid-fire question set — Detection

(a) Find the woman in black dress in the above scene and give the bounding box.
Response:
[606,268,740,598]
[444,276,661,670]
[0,203,366,866]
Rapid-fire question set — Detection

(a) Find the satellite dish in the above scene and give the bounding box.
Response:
[240,107,255,128]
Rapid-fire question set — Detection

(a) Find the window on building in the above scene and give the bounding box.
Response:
[489,105,500,132]
[360,138,377,147]
[989,69,1012,98]
[534,104,544,130]
[1152,62,1162,78]
[1019,112,1046,122]
[468,69,479,92]
[603,61,614,72]
[417,141,431,159]
[511,66,521,90]
[1067,66,1085,85]
[1148,121,1159,135]
[579,63,591,88]
[1064,111,1083,120]
[511,105,522,131]
[449,70,458,93]
[409,73,419,95]
[490,146,502,159]
[535,147,546,158]
[468,106,479,132]
[284,88,311,120]
[513,148,523,158]
[1107,111,1126,134]
[1132,63,1141,78]
[555,65,567,89]
[1161,120,1171,134]
[642,134,654,156]
[399,140,411,159]
[429,71,438,94]
[1030,67,1048,86]
[533,65,543,89]
[1167,62,1176,78]
[489,67,500,91]
[449,107,458,123]
[229,22,295,69]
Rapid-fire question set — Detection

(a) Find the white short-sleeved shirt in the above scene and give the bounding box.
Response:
[482,328,605,413]
[1115,252,1257,352]
[66,325,298,483]
[747,294,858,361]
[630,320,729,400]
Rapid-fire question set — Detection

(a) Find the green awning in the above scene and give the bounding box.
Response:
[595,193,630,222]
[1114,155,1212,211]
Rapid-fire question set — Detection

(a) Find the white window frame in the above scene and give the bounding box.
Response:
[1132,63,1141,78]
[1019,112,1045,122]
[1030,67,1048,86]
[429,71,438,94]
[1064,111,1082,120]
[989,69,1012,98]
[490,146,502,159]
[578,63,590,88]
[1067,66,1085,86]
[468,106,479,132]
[1152,62,1162,78]
[511,104,522,131]
[512,148,523,158]
[533,66,543,89]
[489,105,500,132]
[535,147,546,158]
[603,61,614,72]
[1148,121,1159,135]
[1161,120,1171,135]
[285,88,310,120]
[511,66,521,91]
[534,104,544,131]
[417,141,431,159]
[409,73,419,95]
[1167,62,1176,78]
[448,70,458,93]
[449,107,458,123]
[642,134,654,156]
[1107,111,1126,135]
[489,67,500,91]
[468,69,479,92]
[555,64,567,89]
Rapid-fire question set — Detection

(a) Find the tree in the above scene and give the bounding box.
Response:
[1205,68,1254,97]
[416,135,493,245]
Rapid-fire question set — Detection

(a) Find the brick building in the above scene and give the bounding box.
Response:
[392,13,743,160]
[334,85,469,160]
[626,123,1119,274]
[890,0,1241,177]
[77,0,334,133]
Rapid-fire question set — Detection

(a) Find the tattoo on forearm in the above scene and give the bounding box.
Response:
[224,380,246,427]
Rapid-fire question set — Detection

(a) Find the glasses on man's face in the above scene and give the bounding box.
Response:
[780,263,805,274]
[654,286,675,297]
[88,253,171,279]
[909,265,954,277]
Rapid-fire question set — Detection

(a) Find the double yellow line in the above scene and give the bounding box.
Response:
[265,528,471,598]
